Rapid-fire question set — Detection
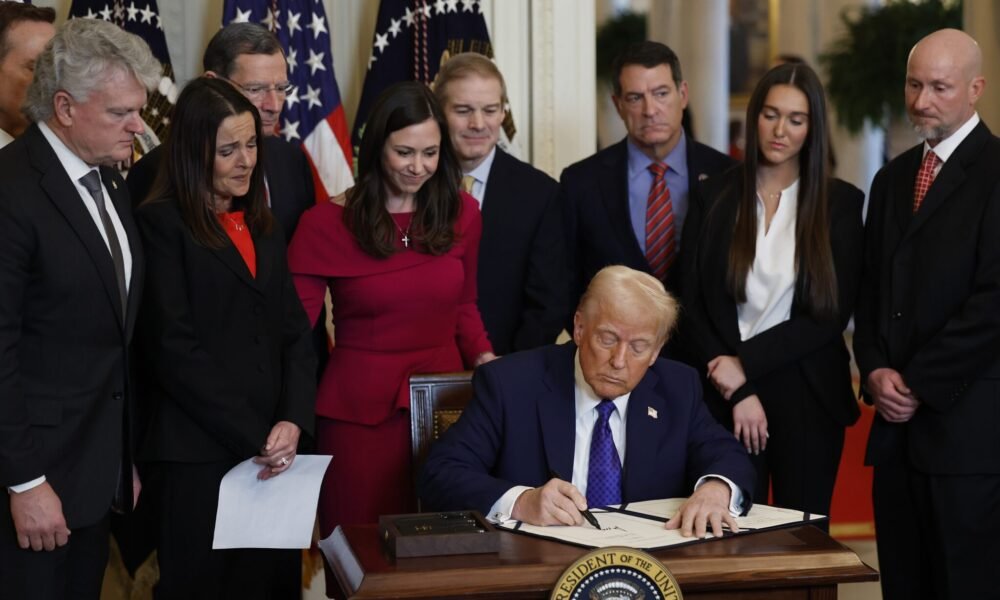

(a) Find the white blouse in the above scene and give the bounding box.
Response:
[737,180,798,341]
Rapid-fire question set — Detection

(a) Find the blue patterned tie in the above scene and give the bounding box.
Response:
[587,400,622,507]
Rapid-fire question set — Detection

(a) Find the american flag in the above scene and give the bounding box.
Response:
[223,0,354,200]
[352,0,516,159]
[69,0,177,160]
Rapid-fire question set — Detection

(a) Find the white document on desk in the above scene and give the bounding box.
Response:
[496,498,825,550]
[212,455,332,549]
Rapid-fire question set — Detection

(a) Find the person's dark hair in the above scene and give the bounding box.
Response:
[347,81,461,258]
[610,40,683,97]
[0,2,54,61]
[203,22,283,78]
[148,78,272,247]
[728,62,837,318]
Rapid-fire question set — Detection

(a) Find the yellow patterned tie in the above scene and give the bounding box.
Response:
[461,175,476,195]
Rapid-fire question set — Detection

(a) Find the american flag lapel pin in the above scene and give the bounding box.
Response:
[112,180,118,190]
[648,406,658,419]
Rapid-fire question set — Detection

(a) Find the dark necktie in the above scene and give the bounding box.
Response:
[645,162,676,281]
[912,150,941,213]
[79,170,127,318]
[587,400,622,507]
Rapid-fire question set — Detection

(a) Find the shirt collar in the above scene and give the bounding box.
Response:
[0,127,13,149]
[574,349,631,417]
[464,146,497,184]
[626,130,688,182]
[38,121,96,183]
[924,112,979,163]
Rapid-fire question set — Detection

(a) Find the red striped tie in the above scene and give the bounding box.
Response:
[912,150,941,213]
[645,162,675,281]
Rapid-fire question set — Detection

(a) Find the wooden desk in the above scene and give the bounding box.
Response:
[326,524,878,599]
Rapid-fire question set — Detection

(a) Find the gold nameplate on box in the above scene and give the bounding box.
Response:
[379,511,499,558]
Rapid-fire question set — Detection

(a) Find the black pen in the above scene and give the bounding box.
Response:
[548,469,603,530]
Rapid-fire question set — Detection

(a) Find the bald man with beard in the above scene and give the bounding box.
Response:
[853,29,1000,599]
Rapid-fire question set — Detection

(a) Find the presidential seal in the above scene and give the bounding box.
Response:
[550,547,682,600]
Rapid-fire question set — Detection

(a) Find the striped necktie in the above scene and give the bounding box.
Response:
[645,162,675,280]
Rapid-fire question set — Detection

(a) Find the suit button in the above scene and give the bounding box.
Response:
[113,392,123,401]
[891,311,903,320]
[257,364,265,373]
[254,335,262,344]
[254,305,264,315]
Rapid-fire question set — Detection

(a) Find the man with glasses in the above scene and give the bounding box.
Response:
[128,23,315,239]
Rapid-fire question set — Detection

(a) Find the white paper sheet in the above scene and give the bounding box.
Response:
[212,455,332,549]
[496,498,826,550]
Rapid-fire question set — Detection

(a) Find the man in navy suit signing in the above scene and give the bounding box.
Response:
[421,266,754,538]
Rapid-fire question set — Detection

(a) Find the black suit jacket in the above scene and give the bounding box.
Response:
[560,136,734,309]
[0,124,145,528]
[854,121,1000,473]
[134,199,316,463]
[127,135,316,239]
[419,342,755,515]
[682,166,864,428]
[477,148,568,355]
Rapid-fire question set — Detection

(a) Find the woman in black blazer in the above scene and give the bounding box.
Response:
[134,78,316,599]
[681,63,863,519]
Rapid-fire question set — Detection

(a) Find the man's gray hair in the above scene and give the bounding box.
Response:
[23,18,160,123]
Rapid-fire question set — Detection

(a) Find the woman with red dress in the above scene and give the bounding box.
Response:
[288,82,496,534]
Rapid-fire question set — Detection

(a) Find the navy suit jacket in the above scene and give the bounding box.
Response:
[560,136,734,309]
[477,148,568,355]
[419,342,755,515]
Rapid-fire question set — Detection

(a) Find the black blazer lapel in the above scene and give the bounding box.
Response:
[101,167,144,336]
[252,228,275,293]
[211,242,259,292]
[28,129,127,327]
[697,190,743,347]
[622,368,664,502]
[480,147,511,248]
[599,140,647,269]
[537,343,578,479]
[905,122,990,240]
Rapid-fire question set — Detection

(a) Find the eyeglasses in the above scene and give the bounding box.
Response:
[228,80,296,99]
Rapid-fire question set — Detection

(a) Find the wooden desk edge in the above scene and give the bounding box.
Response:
[329,526,879,599]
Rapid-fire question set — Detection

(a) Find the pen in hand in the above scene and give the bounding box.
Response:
[548,469,603,530]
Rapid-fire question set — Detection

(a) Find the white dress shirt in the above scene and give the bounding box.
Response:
[487,351,743,521]
[737,180,798,341]
[923,112,979,169]
[37,122,133,290]
[0,127,13,149]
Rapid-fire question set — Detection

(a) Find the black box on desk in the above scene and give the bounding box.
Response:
[378,511,499,558]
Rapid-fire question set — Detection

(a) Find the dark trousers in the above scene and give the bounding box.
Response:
[873,452,1000,600]
[154,461,300,600]
[0,498,110,600]
[752,376,845,526]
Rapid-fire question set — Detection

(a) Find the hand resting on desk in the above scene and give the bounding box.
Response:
[664,479,739,539]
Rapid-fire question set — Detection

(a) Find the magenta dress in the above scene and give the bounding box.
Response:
[287,193,492,534]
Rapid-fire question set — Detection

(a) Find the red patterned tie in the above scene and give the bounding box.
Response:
[912,150,941,213]
[645,162,675,281]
